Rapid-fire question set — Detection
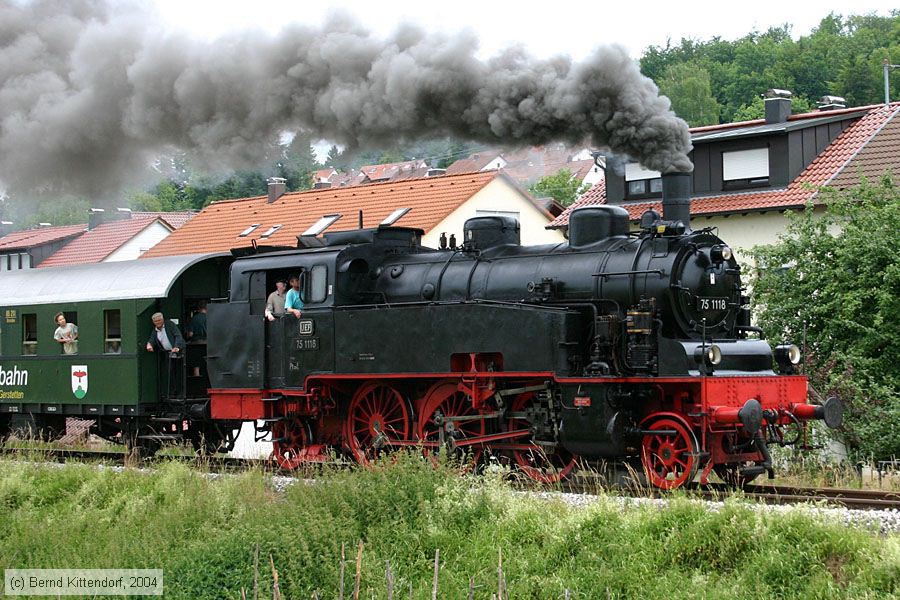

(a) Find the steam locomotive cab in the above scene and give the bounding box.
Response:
[207,172,841,488]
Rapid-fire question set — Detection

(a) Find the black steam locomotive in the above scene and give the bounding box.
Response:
[206,172,842,488]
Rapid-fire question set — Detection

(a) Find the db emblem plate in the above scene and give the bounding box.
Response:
[299,319,314,336]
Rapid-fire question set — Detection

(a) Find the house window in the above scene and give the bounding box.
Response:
[238,224,261,237]
[22,313,37,355]
[625,163,662,199]
[723,148,769,189]
[260,224,282,238]
[104,309,122,354]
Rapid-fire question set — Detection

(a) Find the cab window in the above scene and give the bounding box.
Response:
[309,265,328,303]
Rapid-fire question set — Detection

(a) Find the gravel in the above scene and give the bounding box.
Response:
[527,490,900,536]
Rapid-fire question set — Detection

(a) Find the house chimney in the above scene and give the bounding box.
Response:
[0,221,12,237]
[267,177,287,203]
[313,181,332,189]
[817,95,846,111]
[426,168,447,177]
[88,208,105,230]
[661,172,692,232]
[764,89,792,124]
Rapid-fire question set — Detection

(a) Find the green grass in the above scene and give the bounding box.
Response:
[0,455,898,599]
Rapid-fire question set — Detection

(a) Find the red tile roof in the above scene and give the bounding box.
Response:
[143,171,500,258]
[360,160,427,182]
[132,211,196,229]
[0,223,86,251]
[445,151,503,175]
[549,103,900,228]
[39,215,168,267]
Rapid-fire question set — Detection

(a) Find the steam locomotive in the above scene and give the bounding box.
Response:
[205,171,842,488]
[0,172,841,489]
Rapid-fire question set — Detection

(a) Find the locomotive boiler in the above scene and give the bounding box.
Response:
[206,172,843,488]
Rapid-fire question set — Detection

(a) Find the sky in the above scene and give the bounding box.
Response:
[154,0,899,60]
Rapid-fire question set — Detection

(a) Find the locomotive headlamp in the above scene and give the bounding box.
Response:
[710,244,733,263]
[707,344,723,365]
[775,344,801,367]
[694,344,723,367]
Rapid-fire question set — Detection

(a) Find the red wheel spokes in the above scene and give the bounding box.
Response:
[417,382,485,468]
[640,416,699,490]
[345,382,411,464]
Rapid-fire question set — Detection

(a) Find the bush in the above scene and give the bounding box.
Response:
[751,176,900,460]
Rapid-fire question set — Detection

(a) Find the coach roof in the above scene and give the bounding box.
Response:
[0,253,228,306]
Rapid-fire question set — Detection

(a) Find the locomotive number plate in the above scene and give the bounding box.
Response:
[696,296,729,312]
[295,337,320,351]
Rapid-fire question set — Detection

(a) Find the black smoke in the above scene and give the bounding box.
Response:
[0,0,691,205]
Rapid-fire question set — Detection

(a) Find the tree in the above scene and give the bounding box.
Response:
[750,176,900,459]
[324,145,344,168]
[731,95,814,122]
[658,62,721,126]
[528,169,589,207]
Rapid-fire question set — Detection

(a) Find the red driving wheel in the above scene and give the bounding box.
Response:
[640,415,700,490]
[508,392,578,483]
[417,380,485,466]
[272,417,312,470]
[344,381,411,464]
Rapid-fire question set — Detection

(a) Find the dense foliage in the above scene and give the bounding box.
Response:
[1,457,897,599]
[642,12,900,125]
[751,177,900,460]
[529,168,590,206]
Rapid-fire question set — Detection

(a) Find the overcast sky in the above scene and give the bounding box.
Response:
[154,0,898,59]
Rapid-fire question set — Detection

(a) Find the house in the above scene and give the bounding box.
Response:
[38,209,196,268]
[549,97,900,263]
[445,151,508,174]
[446,143,604,190]
[359,159,428,184]
[0,222,86,271]
[142,171,565,259]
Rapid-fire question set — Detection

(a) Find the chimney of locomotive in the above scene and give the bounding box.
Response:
[660,172,693,232]
[267,177,287,203]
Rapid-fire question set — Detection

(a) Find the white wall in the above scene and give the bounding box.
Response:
[694,211,791,265]
[480,156,507,171]
[423,177,566,248]
[104,221,172,262]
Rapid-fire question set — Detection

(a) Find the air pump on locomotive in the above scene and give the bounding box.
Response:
[203,171,843,488]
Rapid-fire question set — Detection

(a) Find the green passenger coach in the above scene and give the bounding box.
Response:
[0,253,234,449]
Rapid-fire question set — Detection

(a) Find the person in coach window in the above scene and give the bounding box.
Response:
[145,312,184,354]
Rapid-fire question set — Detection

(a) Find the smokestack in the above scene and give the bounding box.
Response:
[661,172,692,232]
[764,89,792,124]
[267,177,287,203]
[88,208,106,230]
[817,95,846,111]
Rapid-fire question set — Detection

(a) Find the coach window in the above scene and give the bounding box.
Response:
[104,309,122,354]
[309,265,328,303]
[22,313,37,355]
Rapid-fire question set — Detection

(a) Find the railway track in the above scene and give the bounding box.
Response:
[4,446,900,511]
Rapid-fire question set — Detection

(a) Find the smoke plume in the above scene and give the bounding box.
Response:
[0,0,692,204]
